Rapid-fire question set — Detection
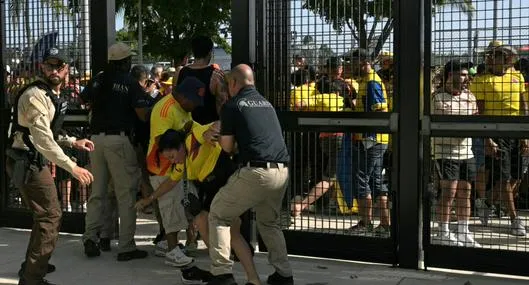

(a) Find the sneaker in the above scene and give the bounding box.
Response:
[511,216,527,236]
[99,238,111,252]
[181,266,213,284]
[475,198,490,226]
[206,274,237,285]
[117,249,148,261]
[373,225,390,237]
[84,239,101,257]
[18,278,57,285]
[18,262,56,278]
[154,240,169,257]
[433,232,462,246]
[267,271,294,285]
[345,220,374,234]
[456,232,482,248]
[165,247,194,267]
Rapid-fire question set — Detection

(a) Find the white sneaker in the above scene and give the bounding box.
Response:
[456,232,481,248]
[154,240,169,257]
[164,247,194,267]
[511,216,527,237]
[433,232,463,246]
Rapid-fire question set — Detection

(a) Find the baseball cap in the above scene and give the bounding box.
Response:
[108,42,136,61]
[43,47,68,64]
[175,76,206,106]
[486,40,517,56]
[347,48,372,61]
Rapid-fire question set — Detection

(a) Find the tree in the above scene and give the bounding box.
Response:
[302,0,474,57]
[116,0,231,63]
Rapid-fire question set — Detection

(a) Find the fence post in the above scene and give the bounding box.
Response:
[394,0,423,269]
[231,0,252,67]
[0,0,7,216]
[90,0,116,75]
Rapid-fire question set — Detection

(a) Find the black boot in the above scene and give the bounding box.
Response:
[18,262,56,278]
[84,240,101,257]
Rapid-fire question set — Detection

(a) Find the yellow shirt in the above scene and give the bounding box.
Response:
[470,70,526,116]
[170,123,222,182]
[353,70,389,144]
[146,95,196,176]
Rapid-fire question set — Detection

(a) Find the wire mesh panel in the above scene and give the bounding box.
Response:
[263,0,396,252]
[425,0,529,269]
[3,0,92,213]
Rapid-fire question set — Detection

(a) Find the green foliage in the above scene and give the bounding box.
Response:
[116,0,231,62]
[302,0,474,56]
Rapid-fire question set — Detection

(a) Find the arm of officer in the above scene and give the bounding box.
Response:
[130,79,150,122]
[20,89,77,173]
[218,101,236,154]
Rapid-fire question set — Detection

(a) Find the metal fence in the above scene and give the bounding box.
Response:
[256,0,529,276]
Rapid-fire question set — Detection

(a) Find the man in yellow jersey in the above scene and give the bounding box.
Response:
[136,126,260,284]
[144,76,219,282]
[470,41,528,236]
[345,48,391,236]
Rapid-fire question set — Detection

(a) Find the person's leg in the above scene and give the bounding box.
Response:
[20,166,62,283]
[370,144,389,228]
[83,135,110,247]
[230,218,261,284]
[104,135,141,254]
[253,167,292,279]
[208,168,268,277]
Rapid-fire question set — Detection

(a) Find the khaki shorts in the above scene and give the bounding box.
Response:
[149,176,188,234]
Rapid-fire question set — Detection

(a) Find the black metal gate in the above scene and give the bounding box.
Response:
[422,0,529,276]
[252,0,423,266]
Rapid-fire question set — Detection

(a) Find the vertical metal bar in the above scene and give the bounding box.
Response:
[0,0,7,216]
[231,0,251,67]
[492,0,498,41]
[508,0,512,45]
[138,0,143,64]
[89,0,115,74]
[394,0,423,269]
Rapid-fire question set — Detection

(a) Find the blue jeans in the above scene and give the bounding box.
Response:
[352,142,388,199]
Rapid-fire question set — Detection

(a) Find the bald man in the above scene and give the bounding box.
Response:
[207,64,293,285]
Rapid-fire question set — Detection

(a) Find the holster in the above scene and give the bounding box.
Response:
[5,148,32,188]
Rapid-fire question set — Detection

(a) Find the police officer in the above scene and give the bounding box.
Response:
[80,42,149,260]
[6,47,94,285]
[208,64,293,285]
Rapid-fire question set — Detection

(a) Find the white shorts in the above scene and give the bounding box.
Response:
[149,176,188,234]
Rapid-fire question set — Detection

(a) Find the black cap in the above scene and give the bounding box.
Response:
[43,47,68,64]
[443,59,473,79]
[347,48,372,61]
[175,77,206,106]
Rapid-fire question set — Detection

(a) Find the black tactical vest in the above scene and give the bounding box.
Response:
[11,80,68,157]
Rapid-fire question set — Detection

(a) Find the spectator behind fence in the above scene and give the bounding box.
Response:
[432,59,481,247]
[470,41,528,236]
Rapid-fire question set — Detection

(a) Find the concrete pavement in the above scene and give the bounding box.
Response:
[1,222,529,285]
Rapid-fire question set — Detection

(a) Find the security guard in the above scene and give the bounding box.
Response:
[80,42,149,260]
[6,47,94,285]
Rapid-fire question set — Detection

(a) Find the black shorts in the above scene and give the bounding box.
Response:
[485,139,529,182]
[436,158,476,181]
[193,152,236,212]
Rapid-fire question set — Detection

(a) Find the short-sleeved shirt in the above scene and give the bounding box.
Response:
[432,90,477,160]
[146,94,196,176]
[353,69,389,144]
[80,71,149,133]
[470,70,526,116]
[169,123,222,182]
[220,86,289,164]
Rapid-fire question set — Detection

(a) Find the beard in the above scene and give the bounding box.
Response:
[46,74,62,86]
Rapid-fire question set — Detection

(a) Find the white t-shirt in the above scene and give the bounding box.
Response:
[432,90,477,160]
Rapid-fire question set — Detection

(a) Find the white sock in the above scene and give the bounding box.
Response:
[439,222,449,234]
[458,220,469,234]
